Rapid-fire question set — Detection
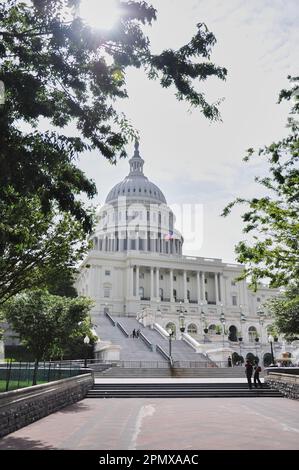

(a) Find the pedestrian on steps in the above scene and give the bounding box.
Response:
[245,360,253,389]
[254,363,262,388]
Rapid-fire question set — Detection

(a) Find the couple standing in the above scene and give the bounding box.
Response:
[245,360,262,389]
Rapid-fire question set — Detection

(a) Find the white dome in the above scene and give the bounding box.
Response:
[105,141,167,205]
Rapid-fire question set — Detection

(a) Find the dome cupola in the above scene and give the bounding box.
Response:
[105,141,167,205]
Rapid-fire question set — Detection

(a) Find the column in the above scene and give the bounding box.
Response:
[215,272,219,304]
[219,273,225,305]
[201,272,206,303]
[150,267,154,300]
[127,266,132,297]
[136,265,139,298]
[183,270,188,302]
[170,269,174,302]
[156,267,160,299]
[197,271,201,305]
[130,266,134,297]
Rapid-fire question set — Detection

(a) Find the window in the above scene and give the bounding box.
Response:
[104,288,110,298]
[159,288,164,300]
[139,273,144,279]
[173,289,177,300]
[187,289,190,300]
[139,286,144,297]
[205,279,207,284]
[173,276,177,281]
[187,323,197,334]
[257,297,261,302]
[205,291,208,301]
[232,295,237,306]
[105,270,111,276]
[231,280,236,286]
[160,274,163,280]
[187,277,190,282]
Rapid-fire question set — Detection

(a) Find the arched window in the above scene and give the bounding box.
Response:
[263,353,272,367]
[248,326,257,342]
[228,325,238,342]
[165,322,176,335]
[208,324,216,335]
[187,323,197,335]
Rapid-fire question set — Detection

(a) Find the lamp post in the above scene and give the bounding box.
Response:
[257,308,264,363]
[220,309,226,347]
[83,335,90,368]
[258,307,264,343]
[177,302,187,338]
[200,304,207,342]
[268,334,275,365]
[167,328,174,362]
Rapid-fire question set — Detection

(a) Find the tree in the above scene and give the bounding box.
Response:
[0,0,227,229]
[0,1,227,301]
[222,76,299,290]
[222,76,299,339]
[0,192,90,304]
[4,289,95,384]
[267,285,299,340]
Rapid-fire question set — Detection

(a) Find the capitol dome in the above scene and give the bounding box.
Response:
[105,141,167,205]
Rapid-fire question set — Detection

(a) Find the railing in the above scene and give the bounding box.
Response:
[116,322,129,337]
[139,332,155,351]
[105,311,116,326]
[156,345,171,363]
[98,360,170,369]
[173,361,231,368]
[0,360,88,393]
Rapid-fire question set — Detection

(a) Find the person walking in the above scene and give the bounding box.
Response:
[227,356,232,367]
[253,363,262,388]
[245,359,253,389]
[132,329,136,338]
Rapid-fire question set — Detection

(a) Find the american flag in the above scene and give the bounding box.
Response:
[164,230,174,240]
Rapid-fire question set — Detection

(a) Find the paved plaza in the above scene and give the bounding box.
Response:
[0,394,298,450]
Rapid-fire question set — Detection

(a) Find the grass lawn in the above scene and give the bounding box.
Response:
[0,379,47,393]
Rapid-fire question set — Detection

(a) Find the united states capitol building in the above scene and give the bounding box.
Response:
[76,142,290,365]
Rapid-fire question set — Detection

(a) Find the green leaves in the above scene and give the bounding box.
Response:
[4,289,95,360]
[0,190,91,304]
[223,77,299,291]
[0,0,227,301]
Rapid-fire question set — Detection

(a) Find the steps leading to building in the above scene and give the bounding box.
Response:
[86,382,282,398]
[94,367,261,378]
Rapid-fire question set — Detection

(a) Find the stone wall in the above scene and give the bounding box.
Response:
[265,372,299,400]
[0,373,93,438]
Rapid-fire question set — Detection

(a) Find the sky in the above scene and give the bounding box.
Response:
[78,0,298,263]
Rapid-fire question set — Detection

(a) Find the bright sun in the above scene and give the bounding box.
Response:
[79,0,120,30]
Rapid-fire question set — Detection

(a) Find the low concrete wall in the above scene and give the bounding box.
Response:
[265,372,299,400]
[0,373,93,438]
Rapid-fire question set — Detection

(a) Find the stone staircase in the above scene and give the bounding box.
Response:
[96,314,210,363]
[95,314,162,361]
[87,382,282,398]
[94,366,256,378]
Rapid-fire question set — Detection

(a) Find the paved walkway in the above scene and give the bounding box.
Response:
[0,397,298,450]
